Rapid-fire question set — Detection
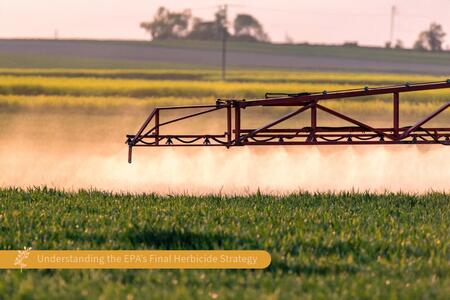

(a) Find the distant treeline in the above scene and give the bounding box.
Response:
[140,6,447,52]
[140,6,269,42]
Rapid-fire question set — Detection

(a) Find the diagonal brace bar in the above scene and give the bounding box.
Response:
[130,108,157,145]
[399,102,450,139]
[241,103,314,142]
[138,106,225,142]
[316,104,395,140]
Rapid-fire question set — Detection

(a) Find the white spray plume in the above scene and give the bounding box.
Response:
[1,143,449,194]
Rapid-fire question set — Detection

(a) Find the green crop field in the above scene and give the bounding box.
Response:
[151,39,450,66]
[0,188,449,299]
[2,39,450,70]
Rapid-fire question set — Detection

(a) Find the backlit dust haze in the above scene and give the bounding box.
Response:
[0,109,448,195]
[1,141,449,195]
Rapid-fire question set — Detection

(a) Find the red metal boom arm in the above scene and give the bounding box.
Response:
[126,80,450,163]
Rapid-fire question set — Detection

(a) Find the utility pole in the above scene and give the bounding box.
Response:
[389,6,397,46]
[221,4,228,81]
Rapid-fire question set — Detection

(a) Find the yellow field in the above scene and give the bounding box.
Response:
[0,72,448,99]
[0,95,211,108]
[0,68,447,121]
[0,94,446,118]
[0,75,371,98]
[0,68,445,84]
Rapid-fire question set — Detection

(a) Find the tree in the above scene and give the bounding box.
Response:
[140,7,191,40]
[188,8,228,40]
[394,39,404,49]
[413,32,428,51]
[188,7,227,40]
[140,7,271,42]
[188,18,221,40]
[284,33,294,44]
[414,23,446,51]
[233,14,269,42]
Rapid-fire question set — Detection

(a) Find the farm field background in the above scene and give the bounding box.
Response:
[0,67,448,150]
[0,188,449,299]
[2,39,450,74]
[0,39,449,299]
[0,63,449,192]
[0,68,448,115]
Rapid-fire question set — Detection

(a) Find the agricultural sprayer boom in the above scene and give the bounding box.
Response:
[126,80,450,163]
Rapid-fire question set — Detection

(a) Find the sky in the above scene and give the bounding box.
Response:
[1,0,449,48]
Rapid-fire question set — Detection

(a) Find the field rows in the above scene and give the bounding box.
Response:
[0,68,445,84]
[0,95,447,119]
[0,72,447,103]
[0,189,449,299]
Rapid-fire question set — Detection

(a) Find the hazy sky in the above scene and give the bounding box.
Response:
[1,0,449,48]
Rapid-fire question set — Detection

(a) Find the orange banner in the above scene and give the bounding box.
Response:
[0,250,271,269]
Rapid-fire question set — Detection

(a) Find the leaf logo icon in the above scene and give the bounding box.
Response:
[14,247,32,271]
